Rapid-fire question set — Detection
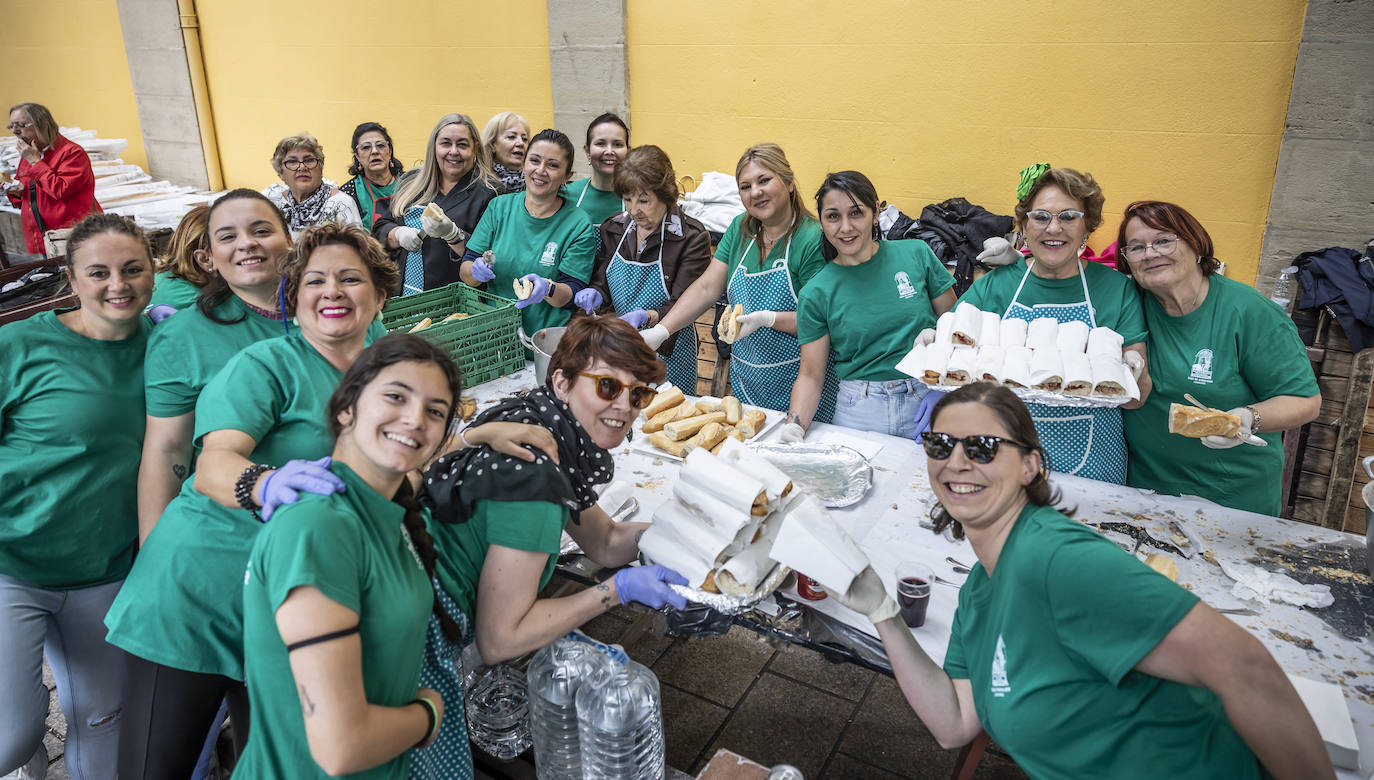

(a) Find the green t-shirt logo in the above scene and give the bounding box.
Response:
[540,241,558,267]
[1188,348,1214,385]
[991,634,1011,697]
[894,271,917,299]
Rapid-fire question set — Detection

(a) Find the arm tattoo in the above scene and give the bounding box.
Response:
[596,581,613,607]
[299,684,316,716]
[172,463,188,480]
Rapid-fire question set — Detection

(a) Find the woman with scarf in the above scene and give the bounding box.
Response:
[339,122,404,231]
[481,112,530,193]
[262,133,361,237]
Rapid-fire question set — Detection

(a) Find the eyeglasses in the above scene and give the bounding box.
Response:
[921,432,1030,464]
[282,157,320,171]
[7,121,31,131]
[1120,236,1180,262]
[1025,209,1085,227]
[577,372,659,409]
[356,142,389,153]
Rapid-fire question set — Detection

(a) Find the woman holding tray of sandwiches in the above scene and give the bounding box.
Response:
[1117,201,1319,516]
[640,143,839,421]
[956,164,1150,484]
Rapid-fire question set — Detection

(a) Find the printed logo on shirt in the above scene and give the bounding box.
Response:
[243,562,252,586]
[990,634,1011,697]
[894,271,917,299]
[539,242,558,267]
[1188,348,1214,385]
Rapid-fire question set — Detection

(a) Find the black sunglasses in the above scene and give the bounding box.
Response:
[921,432,1031,464]
[577,372,659,410]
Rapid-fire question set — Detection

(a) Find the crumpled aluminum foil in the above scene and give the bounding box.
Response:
[748,443,874,508]
[665,562,792,615]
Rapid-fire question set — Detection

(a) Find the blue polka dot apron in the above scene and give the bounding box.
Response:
[401,205,426,297]
[724,234,838,422]
[605,217,700,391]
[1002,260,1127,484]
[408,583,474,780]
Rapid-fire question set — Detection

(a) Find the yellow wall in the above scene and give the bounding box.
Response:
[0,0,147,171]
[627,1,1306,284]
[195,0,555,192]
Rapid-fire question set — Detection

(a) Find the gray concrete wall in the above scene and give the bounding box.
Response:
[1259,0,1374,294]
[546,0,629,175]
[116,0,212,190]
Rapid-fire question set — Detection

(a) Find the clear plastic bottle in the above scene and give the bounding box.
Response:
[576,659,665,780]
[527,637,614,779]
[461,642,533,760]
[1271,266,1298,314]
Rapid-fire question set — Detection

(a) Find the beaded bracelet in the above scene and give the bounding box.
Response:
[1245,405,1263,434]
[411,696,438,747]
[235,463,274,523]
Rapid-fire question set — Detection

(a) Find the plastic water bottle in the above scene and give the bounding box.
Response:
[576,659,665,780]
[461,642,533,760]
[527,637,614,779]
[1271,266,1298,313]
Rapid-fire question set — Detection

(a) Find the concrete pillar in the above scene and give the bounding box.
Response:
[1258,0,1374,294]
[115,0,213,190]
[546,0,629,175]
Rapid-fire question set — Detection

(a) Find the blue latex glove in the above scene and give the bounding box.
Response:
[255,457,347,521]
[514,274,551,310]
[912,389,947,440]
[147,304,178,324]
[573,288,602,314]
[470,252,496,283]
[619,308,649,329]
[613,565,688,610]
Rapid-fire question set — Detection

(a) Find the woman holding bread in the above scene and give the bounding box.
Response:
[957,165,1149,484]
[585,144,712,392]
[374,113,502,296]
[459,129,598,338]
[1117,201,1319,515]
[641,143,838,420]
[832,383,1334,780]
[786,171,955,440]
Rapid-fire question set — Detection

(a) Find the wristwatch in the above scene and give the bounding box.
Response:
[450,226,469,244]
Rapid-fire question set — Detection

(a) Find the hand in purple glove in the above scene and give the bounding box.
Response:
[613,564,688,610]
[912,389,947,440]
[573,288,602,314]
[255,456,347,521]
[514,274,551,310]
[147,304,178,324]
[470,252,496,283]
[618,308,649,329]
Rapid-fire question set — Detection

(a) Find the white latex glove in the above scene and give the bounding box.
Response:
[915,328,936,348]
[779,422,805,443]
[976,236,1021,267]
[640,324,669,351]
[1,179,20,195]
[1123,350,1146,382]
[831,566,902,624]
[393,226,423,252]
[1201,406,1254,450]
[421,210,460,242]
[735,310,776,341]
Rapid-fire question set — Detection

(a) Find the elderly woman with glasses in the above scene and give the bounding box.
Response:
[262,133,361,236]
[338,122,404,231]
[831,382,1333,780]
[956,165,1151,485]
[1117,201,1320,516]
[5,102,102,255]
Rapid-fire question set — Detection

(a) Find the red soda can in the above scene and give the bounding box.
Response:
[795,574,827,601]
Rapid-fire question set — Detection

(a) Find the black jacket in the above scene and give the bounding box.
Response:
[1295,245,1374,352]
[372,170,502,294]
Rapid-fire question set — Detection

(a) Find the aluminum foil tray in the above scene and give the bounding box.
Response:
[664,562,792,615]
[748,443,874,508]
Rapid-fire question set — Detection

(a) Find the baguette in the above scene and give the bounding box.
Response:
[722,396,743,424]
[641,407,680,434]
[670,400,701,421]
[422,202,446,221]
[642,384,684,418]
[1145,553,1178,582]
[663,411,727,441]
[682,422,727,455]
[700,570,721,594]
[737,409,767,439]
[408,317,433,333]
[695,396,724,414]
[512,277,535,300]
[649,432,691,457]
[443,312,469,321]
[719,304,745,343]
[1167,403,1241,438]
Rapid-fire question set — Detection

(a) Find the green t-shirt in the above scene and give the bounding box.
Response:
[564,178,623,229]
[796,240,953,381]
[943,504,1260,780]
[148,270,202,310]
[466,192,597,335]
[713,213,827,298]
[236,463,431,780]
[959,259,1148,345]
[105,332,343,679]
[428,498,568,619]
[1124,276,1318,515]
[0,310,150,588]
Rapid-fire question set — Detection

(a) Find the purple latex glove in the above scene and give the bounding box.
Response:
[912,389,947,440]
[470,253,496,283]
[514,274,551,309]
[255,456,347,521]
[613,564,688,610]
[147,304,178,324]
[619,308,649,329]
[573,288,603,314]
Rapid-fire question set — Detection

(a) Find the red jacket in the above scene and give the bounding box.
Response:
[6,133,101,254]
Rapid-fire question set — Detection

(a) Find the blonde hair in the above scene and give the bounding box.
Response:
[734,143,813,262]
[270,134,325,176]
[390,114,499,218]
[8,103,59,147]
[156,204,212,287]
[1015,167,1105,235]
[481,112,530,162]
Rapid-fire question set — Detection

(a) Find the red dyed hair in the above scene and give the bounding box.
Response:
[546,315,667,389]
[1116,201,1221,276]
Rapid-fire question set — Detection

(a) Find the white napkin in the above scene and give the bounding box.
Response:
[1217,559,1334,608]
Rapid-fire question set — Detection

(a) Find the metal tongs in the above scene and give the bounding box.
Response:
[1183,393,1266,447]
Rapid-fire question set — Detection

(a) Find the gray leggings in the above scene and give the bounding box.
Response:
[0,574,127,780]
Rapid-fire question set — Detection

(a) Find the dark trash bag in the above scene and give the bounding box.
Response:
[889,198,1013,296]
[0,266,68,313]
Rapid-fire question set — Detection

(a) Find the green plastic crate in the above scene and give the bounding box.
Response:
[381,283,525,386]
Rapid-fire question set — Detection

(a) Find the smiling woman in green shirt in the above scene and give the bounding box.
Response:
[0,214,154,779]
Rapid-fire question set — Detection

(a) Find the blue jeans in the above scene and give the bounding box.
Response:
[831,378,929,439]
[0,574,127,779]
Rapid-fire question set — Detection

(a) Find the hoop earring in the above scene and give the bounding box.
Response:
[872,223,881,241]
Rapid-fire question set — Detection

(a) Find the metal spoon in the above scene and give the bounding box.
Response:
[946,556,972,570]
[1182,393,1267,447]
[931,574,963,588]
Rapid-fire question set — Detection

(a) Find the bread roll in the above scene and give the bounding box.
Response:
[641,406,680,434]
[979,311,1001,347]
[934,310,955,345]
[1026,317,1058,352]
[1091,356,1129,396]
[737,409,767,439]
[422,202,446,221]
[408,317,433,333]
[1087,326,1124,358]
[671,400,702,421]
[1167,403,1241,438]
[1145,553,1178,582]
[1056,320,1090,354]
[512,277,535,300]
[1061,352,1093,396]
[682,422,727,455]
[720,303,745,343]
[1000,318,1027,348]
[443,312,469,321]
[642,384,684,418]
[1029,349,1062,391]
[649,432,690,456]
[723,396,742,424]
[952,302,982,346]
[664,411,727,441]
[696,396,724,414]
[943,347,976,385]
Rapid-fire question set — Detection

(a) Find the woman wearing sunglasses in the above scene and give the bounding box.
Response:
[831,382,1332,780]
[1117,201,1319,515]
[262,133,361,237]
[957,165,1150,484]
